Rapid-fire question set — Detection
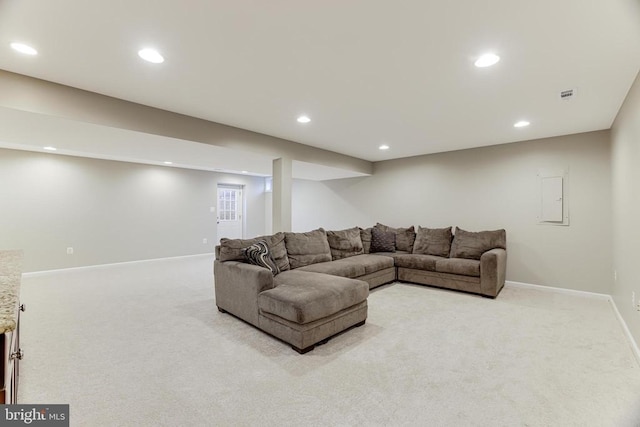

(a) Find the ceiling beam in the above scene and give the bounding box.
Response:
[0,69,373,176]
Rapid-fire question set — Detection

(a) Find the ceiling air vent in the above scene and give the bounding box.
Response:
[560,88,577,101]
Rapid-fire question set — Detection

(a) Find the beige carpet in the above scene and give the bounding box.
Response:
[18,255,640,426]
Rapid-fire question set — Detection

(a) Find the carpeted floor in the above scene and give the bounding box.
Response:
[18,255,640,426]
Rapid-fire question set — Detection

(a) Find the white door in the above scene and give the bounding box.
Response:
[217,184,244,244]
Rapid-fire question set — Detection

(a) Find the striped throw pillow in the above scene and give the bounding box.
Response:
[242,240,280,275]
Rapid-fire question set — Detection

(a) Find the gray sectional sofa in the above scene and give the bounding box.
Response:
[214,224,507,353]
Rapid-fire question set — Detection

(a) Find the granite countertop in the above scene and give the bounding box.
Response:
[0,250,23,334]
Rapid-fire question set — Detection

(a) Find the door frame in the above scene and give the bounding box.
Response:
[216,183,245,243]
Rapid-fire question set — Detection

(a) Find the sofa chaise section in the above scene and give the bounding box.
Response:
[259,270,368,353]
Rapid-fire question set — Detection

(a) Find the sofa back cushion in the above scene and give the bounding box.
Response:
[412,226,453,257]
[449,227,506,260]
[360,227,373,254]
[375,223,416,252]
[327,227,364,260]
[285,228,332,269]
[219,232,290,272]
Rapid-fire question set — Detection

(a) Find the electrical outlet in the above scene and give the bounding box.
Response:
[202,238,208,244]
[614,270,617,281]
[66,247,74,255]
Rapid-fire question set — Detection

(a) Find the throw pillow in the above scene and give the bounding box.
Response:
[327,227,364,260]
[370,228,396,253]
[219,232,290,272]
[412,226,453,257]
[284,228,332,269]
[242,240,280,275]
[375,223,416,252]
[449,227,507,260]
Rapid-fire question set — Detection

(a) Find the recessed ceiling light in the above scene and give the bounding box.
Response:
[297,115,311,123]
[241,171,248,174]
[163,161,173,165]
[379,144,390,150]
[43,146,57,151]
[138,48,164,64]
[514,120,530,128]
[10,42,37,56]
[474,53,500,68]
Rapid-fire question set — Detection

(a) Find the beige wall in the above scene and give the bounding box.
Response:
[292,178,372,232]
[0,148,266,272]
[293,130,612,293]
[611,71,640,344]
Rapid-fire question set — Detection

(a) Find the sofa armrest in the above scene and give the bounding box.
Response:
[480,248,507,298]
[214,260,275,327]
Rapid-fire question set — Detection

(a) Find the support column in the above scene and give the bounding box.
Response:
[272,157,292,232]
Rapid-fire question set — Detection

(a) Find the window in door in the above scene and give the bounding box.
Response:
[219,188,239,221]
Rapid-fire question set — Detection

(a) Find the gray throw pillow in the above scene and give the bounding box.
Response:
[242,240,280,275]
[412,226,453,257]
[327,227,364,260]
[285,228,332,269]
[449,227,507,260]
[370,228,396,253]
[374,223,416,252]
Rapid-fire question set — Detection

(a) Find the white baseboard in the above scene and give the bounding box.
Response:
[505,280,611,300]
[609,298,640,366]
[23,253,215,278]
[506,280,640,365]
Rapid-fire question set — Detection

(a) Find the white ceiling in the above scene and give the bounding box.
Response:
[0,0,639,174]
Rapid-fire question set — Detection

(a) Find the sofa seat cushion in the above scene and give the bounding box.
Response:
[296,254,395,278]
[370,251,410,261]
[393,254,443,271]
[352,254,395,274]
[435,258,480,277]
[259,271,369,324]
[297,258,365,278]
